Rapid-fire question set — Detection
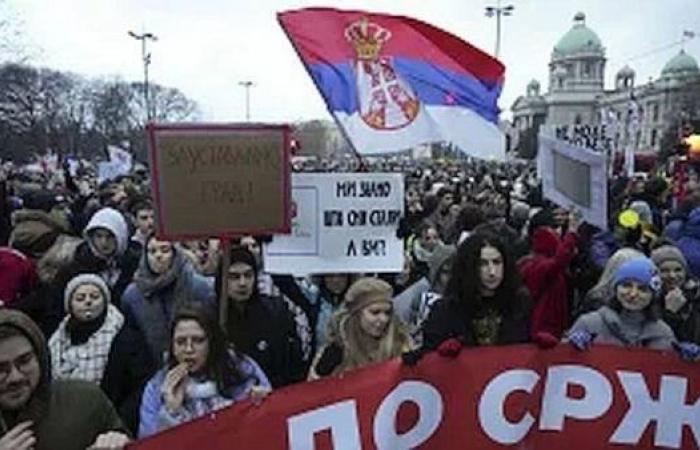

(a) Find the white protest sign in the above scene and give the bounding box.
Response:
[264,173,404,275]
[537,134,608,229]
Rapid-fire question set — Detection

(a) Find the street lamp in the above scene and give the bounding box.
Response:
[239,80,254,122]
[485,0,514,59]
[128,30,158,122]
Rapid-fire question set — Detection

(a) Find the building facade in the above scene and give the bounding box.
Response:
[512,12,700,155]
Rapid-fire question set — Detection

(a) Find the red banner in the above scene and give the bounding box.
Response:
[129,344,700,450]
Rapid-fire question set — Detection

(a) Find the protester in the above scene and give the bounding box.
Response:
[129,198,155,248]
[519,208,580,338]
[104,236,214,433]
[139,306,270,438]
[48,274,124,384]
[566,257,685,354]
[427,187,458,244]
[0,247,37,308]
[218,246,305,388]
[676,206,700,279]
[309,277,411,378]
[0,309,130,450]
[420,232,532,352]
[52,207,140,315]
[651,245,700,343]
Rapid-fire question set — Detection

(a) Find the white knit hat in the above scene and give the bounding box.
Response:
[63,273,111,313]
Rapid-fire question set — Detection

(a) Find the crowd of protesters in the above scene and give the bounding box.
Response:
[1,152,700,449]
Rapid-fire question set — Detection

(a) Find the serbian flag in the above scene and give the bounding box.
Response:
[278,7,506,159]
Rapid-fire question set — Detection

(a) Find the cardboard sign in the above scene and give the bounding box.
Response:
[148,124,291,239]
[263,173,404,275]
[538,134,608,229]
[130,345,700,450]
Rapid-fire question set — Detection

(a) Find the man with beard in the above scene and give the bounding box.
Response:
[0,309,129,450]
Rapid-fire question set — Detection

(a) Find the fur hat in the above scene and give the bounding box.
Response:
[63,273,111,313]
[651,245,688,272]
[344,277,393,313]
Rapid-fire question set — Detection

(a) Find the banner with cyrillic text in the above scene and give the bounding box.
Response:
[129,345,700,450]
[263,173,404,275]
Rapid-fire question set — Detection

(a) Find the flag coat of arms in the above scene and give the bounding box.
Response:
[278,7,506,159]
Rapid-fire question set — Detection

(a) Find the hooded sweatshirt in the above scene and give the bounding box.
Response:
[0,309,127,450]
[518,227,578,338]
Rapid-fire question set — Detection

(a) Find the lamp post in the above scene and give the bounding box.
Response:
[485,0,514,59]
[128,30,158,122]
[239,81,254,122]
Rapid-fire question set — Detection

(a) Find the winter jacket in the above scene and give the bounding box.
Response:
[661,278,700,344]
[0,247,37,306]
[421,288,532,351]
[48,304,124,384]
[225,294,306,388]
[518,229,578,339]
[676,208,700,279]
[568,305,676,350]
[138,353,270,438]
[121,256,215,364]
[0,309,128,450]
[8,209,68,259]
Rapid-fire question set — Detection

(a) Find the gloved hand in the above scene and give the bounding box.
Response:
[533,331,559,349]
[437,338,463,358]
[568,330,594,351]
[401,348,425,366]
[674,341,700,362]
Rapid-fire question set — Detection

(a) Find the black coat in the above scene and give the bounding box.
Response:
[421,288,532,351]
[225,294,305,388]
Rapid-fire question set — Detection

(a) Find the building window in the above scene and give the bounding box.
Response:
[653,103,659,121]
[583,62,592,78]
[651,129,658,147]
[558,79,564,89]
[574,114,582,125]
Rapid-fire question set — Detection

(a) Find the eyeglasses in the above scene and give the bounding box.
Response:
[0,352,38,383]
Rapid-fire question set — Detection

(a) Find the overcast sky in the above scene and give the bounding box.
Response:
[8,0,700,123]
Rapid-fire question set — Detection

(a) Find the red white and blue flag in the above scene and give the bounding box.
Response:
[278,7,506,159]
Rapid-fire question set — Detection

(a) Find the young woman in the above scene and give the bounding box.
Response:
[567,256,676,350]
[139,306,271,438]
[309,277,411,379]
[651,245,700,343]
[420,232,532,351]
[49,273,124,384]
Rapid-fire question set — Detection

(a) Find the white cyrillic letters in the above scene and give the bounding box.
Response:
[287,400,361,450]
[540,365,613,431]
[611,372,700,449]
[373,381,443,450]
[478,369,539,445]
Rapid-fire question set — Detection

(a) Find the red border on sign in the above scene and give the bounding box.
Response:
[146,122,292,240]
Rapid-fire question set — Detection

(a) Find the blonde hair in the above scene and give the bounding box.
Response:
[323,277,411,375]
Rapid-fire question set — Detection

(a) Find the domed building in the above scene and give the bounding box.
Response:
[512,12,700,155]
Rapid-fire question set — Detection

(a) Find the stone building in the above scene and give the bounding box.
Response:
[512,12,700,155]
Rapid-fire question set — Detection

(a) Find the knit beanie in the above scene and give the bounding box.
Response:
[228,246,257,271]
[344,277,393,313]
[612,257,661,292]
[528,208,556,237]
[64,273,111,313]
[651,245,688,272]
[629,200,653,224]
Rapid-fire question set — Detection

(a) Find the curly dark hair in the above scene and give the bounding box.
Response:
[167,305,258,399]
[444,232,522,319]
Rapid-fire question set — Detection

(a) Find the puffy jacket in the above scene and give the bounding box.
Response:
[519,228,578,339]
[677,208,700,279]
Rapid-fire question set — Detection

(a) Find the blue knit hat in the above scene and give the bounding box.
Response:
[612,257,661,292]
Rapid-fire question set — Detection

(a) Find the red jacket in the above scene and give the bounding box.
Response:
[0,247,38,306]
[518,228,578,339]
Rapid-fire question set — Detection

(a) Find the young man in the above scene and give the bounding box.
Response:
[0,309,129,450]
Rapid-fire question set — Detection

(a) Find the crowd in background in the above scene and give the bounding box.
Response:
[1,152,700,449]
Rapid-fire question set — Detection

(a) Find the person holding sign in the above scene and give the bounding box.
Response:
[217,246,305,389]
[309,277,411,379]
[138,306,270,438]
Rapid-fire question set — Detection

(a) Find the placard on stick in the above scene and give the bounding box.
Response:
[148,124,291,239]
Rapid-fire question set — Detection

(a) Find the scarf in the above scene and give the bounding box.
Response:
[66,307,108,345]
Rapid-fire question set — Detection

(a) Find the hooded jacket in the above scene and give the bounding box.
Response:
[8,209,68,259]
[51,208,140,317]
[518,228,578,338]
[676,207,700,280]
[0,309,127,450]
